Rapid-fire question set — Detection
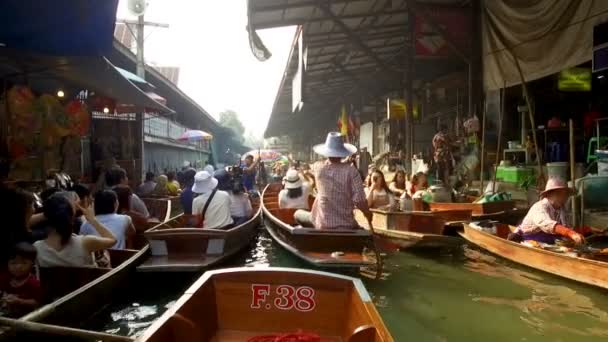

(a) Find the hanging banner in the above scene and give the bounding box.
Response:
[414,8,470,57]
[386,99,419,120]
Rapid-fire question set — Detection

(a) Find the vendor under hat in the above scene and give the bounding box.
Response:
[510,177,583,245]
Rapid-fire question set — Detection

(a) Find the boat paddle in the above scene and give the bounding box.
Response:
[0,316,134,342]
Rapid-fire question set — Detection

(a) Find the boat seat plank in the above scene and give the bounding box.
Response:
[138,255,222,272]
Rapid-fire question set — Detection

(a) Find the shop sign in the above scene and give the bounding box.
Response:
[558,67,591,92]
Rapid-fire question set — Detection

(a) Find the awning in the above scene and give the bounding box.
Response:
[0,0,119,56]
[0,48,174,113]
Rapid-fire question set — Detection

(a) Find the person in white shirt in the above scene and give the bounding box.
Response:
[192,171,234,229]
[215,169,253,225]
[278,169,310,210]
[80,190,135,250]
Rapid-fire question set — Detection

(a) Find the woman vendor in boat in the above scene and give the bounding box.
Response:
[294,132,373,229]
[511,178,584,245]
[34,194,117,267]
[389,170,408,197]
[278,169,310,210]
[365,170,396,210]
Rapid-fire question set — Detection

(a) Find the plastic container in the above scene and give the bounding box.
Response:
[546,162,569,181]
[495,166,534,183]
[596,150,608,176]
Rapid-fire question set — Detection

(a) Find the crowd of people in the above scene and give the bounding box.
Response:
[0,157,261,317]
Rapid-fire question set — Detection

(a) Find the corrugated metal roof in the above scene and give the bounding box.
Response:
[248,0,471,138]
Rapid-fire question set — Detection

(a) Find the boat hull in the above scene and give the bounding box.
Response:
[138,201,262,272]
[460,224,608,290]
[262,184,375,269]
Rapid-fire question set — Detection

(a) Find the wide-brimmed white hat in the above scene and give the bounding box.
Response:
[313,132,357,158]
[283,169,303,189]
[540,177,574,197]
[192,171,218,194]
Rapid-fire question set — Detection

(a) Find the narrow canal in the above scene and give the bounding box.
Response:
[92,226,608,341]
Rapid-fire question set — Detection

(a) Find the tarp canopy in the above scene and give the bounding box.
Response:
[0,0,119,56]
[0,48,174,113]
[483,0,608,90]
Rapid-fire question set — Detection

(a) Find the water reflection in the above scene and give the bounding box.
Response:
[464,247,608,339]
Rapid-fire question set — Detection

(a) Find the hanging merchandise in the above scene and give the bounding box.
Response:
[36,94,71,146]
[65,100,91,136]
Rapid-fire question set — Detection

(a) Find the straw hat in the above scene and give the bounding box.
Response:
[313,132,357,158]
[540,177,574,197]
[192,171,218,194]
[283,169,303,189]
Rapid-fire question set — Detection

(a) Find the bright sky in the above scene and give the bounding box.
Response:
[117,0,296,138]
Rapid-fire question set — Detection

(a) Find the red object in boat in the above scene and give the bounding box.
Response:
[247,331,330,342]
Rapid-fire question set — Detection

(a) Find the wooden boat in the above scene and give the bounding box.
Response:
[138,267,394,342]
[354,209,468,249]
[428,199,514,216]
[136,195,262,272]
[262,184,378,270]
[460,223,608,290]
[130,198,173,249]
[21,247,149,324]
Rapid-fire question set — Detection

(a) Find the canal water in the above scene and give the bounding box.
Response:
[95,226,608,341]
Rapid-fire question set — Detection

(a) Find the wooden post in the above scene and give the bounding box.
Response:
[404,10,415,174]
[492,84,506,193]
[479,100,486,193]
[569,119,577,227]
[509,50,544,187]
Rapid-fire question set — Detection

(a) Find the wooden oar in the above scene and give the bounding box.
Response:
[0,317,133,342]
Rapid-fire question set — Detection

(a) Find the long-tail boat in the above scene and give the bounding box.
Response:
[460,222,608,290]
[136,195,262,272]
[354,208,469,249]
[262,184,380,272]
[138,267,394,342]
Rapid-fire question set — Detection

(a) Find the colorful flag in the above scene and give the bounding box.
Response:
[339,104,349,136]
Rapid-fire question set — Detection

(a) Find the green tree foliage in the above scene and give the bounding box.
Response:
[219,110,245,141]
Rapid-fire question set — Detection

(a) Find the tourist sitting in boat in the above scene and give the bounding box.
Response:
[389,170,408,198]
[106,167,150,218]
[137,172,157,197]
[192,171,234,229]
[80,190,136,250]
[166,171,181,196]
[180,168,197,215]
[3,187,37,267]
[70,183,92,234]
[408,172,429,198]
[510,178,584,245]
[152,175,169,197]
[114,186,149,228]
[34,194,117,267]
[365,170,396,210]
[0,242,43,317]
[216,169,253,225]
[294,132,373,229]
[278,169,310,210]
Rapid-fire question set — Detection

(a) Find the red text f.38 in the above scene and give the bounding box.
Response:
[250,284,316,312]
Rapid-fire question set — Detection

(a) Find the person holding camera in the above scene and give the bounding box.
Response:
[241,154,259,192]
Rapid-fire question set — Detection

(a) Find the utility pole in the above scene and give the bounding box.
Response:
[116,18,169,79]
